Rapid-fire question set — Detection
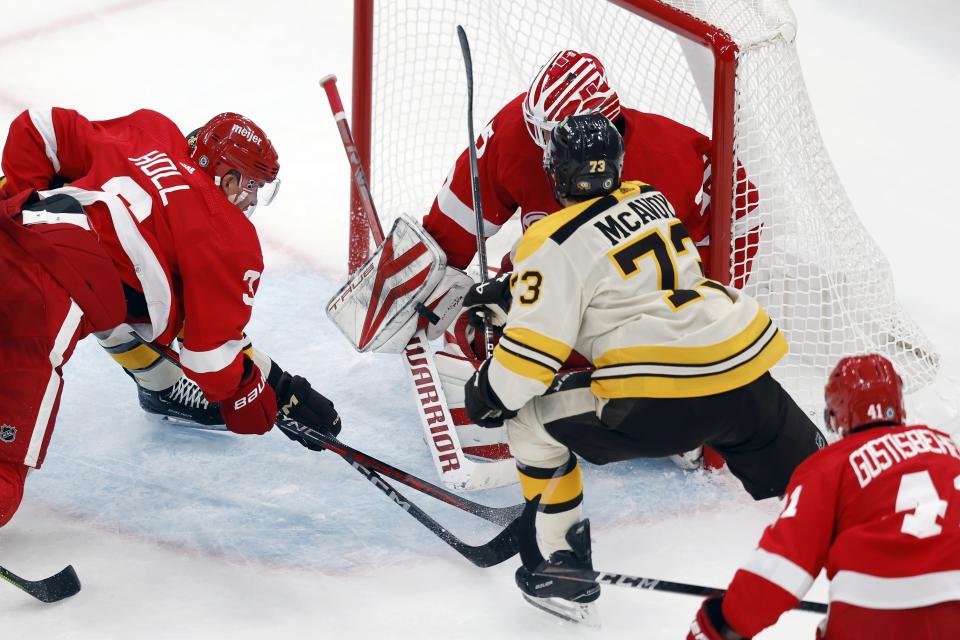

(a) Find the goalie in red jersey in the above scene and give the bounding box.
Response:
[0,108,341,529]
[689,354,960,640]
[422,49,760,286]
[422,50,760,467]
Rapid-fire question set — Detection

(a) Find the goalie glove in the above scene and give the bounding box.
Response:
[462,271,513,331]
[326,216,474,353]
[465,358,518,428]
[273,372,342,451]
[688,596,751,640]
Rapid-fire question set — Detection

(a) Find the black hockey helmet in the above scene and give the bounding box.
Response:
[543,113,623,204]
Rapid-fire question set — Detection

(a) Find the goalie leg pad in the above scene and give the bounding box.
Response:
[435,351,512,460]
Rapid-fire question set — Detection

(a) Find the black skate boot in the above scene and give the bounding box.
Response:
[138,376,226,430]
[515,519,601,626]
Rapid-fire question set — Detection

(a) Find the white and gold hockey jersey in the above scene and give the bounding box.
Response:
[487,180,787,411]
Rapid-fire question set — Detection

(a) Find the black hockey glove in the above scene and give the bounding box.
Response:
[274,372,342,451]
[464,358,518,428]
[462,272,513,331]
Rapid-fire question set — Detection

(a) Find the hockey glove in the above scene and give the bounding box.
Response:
[462,272,513,331]
[219,357,277,435]
[465,358,517,428]
[274,372,342,451]
[688,596,750,640]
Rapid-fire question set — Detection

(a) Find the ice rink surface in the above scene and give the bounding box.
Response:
[1,1,958,637]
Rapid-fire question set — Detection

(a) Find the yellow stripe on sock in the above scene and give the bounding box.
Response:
[110,343,161,371]
[518,460,583,507]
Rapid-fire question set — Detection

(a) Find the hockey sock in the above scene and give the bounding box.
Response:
[0,462,28,527]
[517,453,583,556]
[97,335,179,391]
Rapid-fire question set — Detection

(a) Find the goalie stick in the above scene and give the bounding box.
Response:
[275,418,522,527]
[455,25,494,358]
[320,74,517,491]
[0,564,81,603]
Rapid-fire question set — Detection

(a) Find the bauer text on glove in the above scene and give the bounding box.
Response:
[219,356,277,435]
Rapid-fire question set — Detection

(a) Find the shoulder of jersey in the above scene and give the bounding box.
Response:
[792,424,931,477]
[620,106,703,140]
[120,109,193,158]
[513,181,652,264]
[485,93,541,156]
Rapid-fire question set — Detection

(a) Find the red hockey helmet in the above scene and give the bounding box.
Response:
[824,354,905,437]
[189,113,280,215]
[523,50,621,149]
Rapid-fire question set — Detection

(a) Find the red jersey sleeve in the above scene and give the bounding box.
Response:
[422,97,526,270]
[170,189,264,402]
[722,454,839,637]
[1,107,100,196]
[690,135,762,289]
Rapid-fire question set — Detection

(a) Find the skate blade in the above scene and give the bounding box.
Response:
[159,416,229,431]
[521,593,601,627]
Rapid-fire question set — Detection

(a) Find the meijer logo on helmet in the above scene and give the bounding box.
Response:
[231,124,262,145]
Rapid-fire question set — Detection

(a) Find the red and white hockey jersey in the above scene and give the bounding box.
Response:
[1,108,264,402]
[722,424,960,638]
[422,93,760,286]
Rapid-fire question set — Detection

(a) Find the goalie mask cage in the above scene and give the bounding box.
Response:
[347,0,939,416]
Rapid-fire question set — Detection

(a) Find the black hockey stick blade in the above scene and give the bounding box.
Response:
[340,453,519,568]
[275,418,523,527]
[534,565,828,614]
[0,564,81,603]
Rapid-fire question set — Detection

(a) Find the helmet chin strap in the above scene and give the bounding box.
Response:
[214,175,256,218]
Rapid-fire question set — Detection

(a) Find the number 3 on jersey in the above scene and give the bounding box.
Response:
[510,270,543,305]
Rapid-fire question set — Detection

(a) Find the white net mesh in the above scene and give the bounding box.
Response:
[361,0,939,417]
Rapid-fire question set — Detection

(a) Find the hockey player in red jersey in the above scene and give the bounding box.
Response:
[422,50,760,287]
[0,108,341,528]
[689,354,960,639]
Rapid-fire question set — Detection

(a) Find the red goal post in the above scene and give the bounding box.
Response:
[346,0,939,422]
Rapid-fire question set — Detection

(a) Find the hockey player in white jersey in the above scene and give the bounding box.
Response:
[462,113,825,624]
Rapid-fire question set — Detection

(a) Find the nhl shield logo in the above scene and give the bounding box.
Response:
[0,424,15,444]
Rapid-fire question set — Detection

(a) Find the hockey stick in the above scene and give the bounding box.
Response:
[319,75,517,491]
[533,566,828,614]
[0,564,81,603]
[455,25,494,358]
[138,339,522,524]
[277,417,518,567]
[275,418,522,527]
[136,340,519,565]
[341,454,518,567]
[516,498,827,615]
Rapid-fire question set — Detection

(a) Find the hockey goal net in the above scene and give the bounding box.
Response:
[347,0,939,418]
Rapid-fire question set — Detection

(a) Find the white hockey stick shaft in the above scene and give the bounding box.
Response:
[320,76,517,491]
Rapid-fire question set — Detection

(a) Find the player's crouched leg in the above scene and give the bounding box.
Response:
[508,395,589,555]
[508,392,602,618]
[712,372,827,499]
[0,462,28,527]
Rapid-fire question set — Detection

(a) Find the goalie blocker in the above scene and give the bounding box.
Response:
[327,216,472,353]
